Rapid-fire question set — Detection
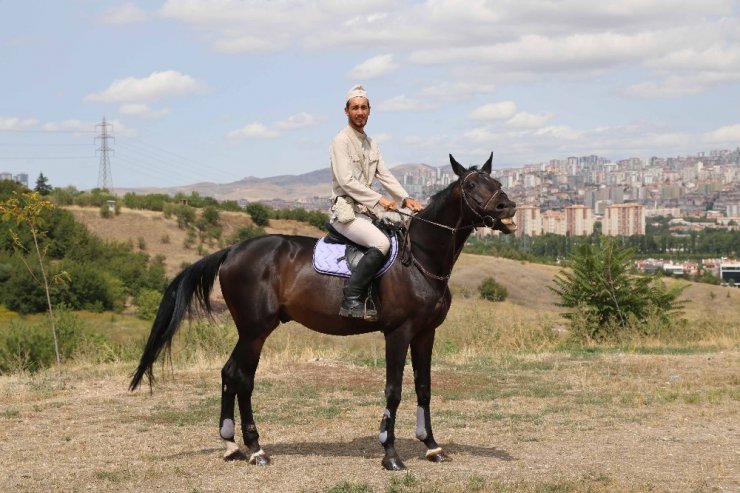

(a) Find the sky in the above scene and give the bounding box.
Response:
[1,0,739,190]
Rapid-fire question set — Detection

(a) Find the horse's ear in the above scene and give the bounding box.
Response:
[481,152,493,174]
[449,154,466,177]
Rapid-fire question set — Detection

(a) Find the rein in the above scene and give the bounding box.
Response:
[396,171,503,282]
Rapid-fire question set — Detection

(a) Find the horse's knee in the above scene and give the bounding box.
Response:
[415,383,431,406]
[384,385,402,409]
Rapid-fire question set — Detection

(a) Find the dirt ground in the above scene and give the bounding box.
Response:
[1,351,737,493]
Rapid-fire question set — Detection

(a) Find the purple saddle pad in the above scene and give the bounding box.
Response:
[312,236,397,278]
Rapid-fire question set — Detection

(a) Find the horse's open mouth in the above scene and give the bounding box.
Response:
[496,216,517,234]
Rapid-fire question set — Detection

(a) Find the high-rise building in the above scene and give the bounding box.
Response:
[602,203,645,236]
[542,210,566,235]
[514,204,542,237]
[565,205,594,236]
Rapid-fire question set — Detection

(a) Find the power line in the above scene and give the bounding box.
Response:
[0,156,92,160]
[0,129,95,134]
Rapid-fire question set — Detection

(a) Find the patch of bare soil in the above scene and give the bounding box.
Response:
[1,351,737,493]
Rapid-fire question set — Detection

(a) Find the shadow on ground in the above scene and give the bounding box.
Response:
[165,436,514,462]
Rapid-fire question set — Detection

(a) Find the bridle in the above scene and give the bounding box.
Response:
[397,171,505,281]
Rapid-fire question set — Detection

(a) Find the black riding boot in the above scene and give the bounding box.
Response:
[339,247,386,321]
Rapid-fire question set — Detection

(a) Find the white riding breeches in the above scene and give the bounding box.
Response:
[331,214,390,255]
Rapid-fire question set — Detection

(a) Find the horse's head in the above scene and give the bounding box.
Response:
[450,153,517,234]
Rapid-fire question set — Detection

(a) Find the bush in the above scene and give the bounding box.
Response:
[134,289,163,320]
[0,309,105,374]
[245,203,271,227]
[478,277,508,302]
[550,238,687,342]
[99,202,112,218]
[228,225,266,244]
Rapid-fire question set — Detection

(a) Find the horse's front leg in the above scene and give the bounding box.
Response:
[411,327,450,462]
[379,330,411,471]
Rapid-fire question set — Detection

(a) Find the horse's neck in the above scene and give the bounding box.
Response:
[409,207,473,277]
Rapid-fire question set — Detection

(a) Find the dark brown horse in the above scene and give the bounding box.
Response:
[129,154,517,470]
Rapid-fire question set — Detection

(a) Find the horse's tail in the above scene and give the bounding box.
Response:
[129,247,232,391]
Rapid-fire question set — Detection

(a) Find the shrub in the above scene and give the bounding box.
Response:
[0,309,105,374]
[228,225,266,244]
[99,202,112,218]
[550,238,687,342]
[245,203,271,227]
[478,277,508,302]
[134,289,163,320]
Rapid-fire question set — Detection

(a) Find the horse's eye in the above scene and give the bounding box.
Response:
[465,181,476,190]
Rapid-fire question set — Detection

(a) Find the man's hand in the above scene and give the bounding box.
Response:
[402,197,424,212]
[378,197,398,210]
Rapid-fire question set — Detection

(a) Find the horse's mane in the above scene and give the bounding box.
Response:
[419,184,454,220]
[417,166,481,220]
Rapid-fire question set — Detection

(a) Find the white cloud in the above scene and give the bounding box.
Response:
[39,119,138,137]
[377,95,435,112]
[469,102,517,121]
[228,123,280,140]
[703,124,740,144]
[41,120,95,132]
[534,125,583,140]
[506,112,554,129]
[85,70,203,103]
[275,112,318,130]
[420,82,496,100]
[0,117,37,130]
[347,54,399,80]
[625,70,740,98]
[100,3,148,25]
[118,103,171,119]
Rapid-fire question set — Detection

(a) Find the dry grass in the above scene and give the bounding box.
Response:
[2,206,735,492]
[1,348,737,493]
[66,205,324,276]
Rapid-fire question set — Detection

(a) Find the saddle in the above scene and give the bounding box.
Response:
[312,221,401,278]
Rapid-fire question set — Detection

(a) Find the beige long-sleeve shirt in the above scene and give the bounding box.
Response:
[330,126,409,216]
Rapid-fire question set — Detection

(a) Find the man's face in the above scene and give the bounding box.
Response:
[345,97,370,131]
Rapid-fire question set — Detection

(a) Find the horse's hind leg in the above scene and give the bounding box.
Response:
[220,352,242,460]
[379,330,412,471]
[411,328,450,463]
[231,336,271,465]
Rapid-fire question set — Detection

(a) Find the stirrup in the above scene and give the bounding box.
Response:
[339,297,378,321]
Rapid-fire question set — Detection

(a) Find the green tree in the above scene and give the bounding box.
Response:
[34,173,53,195]
[245,203,271,227]
[549,238,687,341]
[0,192,64,379]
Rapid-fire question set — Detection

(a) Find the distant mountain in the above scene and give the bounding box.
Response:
[114,164,428,202]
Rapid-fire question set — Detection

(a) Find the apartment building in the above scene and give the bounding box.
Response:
[602,203,645,236]
[542,210,566,235]
[514,204,541,237]
[565,205,594,236]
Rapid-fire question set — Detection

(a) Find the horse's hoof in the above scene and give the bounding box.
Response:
[223,440,244,461]
[426,449,451,463]
[249,450,271,466]
[382,457,407,471]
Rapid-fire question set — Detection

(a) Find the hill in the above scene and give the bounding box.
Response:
[112,163,441,202]
[66,206,739,322]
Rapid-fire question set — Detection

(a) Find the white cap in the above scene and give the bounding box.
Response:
[346,84,368,102]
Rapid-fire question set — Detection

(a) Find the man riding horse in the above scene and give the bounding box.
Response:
[329,85,424,321]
